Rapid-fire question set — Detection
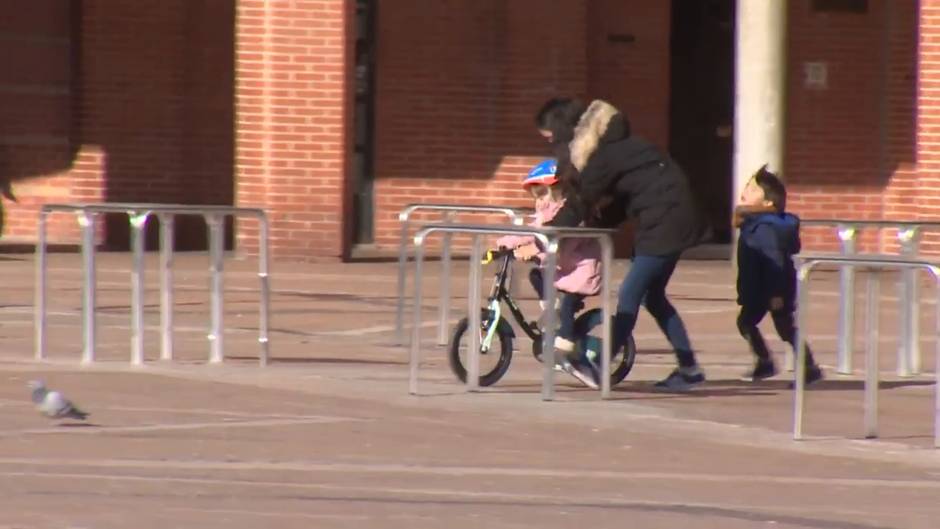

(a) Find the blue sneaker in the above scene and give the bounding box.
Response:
[654,366,705,392]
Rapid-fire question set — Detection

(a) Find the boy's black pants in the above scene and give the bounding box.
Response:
[737,304,817,367]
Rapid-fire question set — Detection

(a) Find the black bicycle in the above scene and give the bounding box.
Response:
[448,248,636,387]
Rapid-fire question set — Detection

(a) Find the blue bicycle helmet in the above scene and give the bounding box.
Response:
[522,159,558,188]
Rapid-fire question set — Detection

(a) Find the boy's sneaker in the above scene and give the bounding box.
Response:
[788,364,824,389]
[742,359,778,381]
[654,365,706,392]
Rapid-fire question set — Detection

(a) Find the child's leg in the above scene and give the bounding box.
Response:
[555,292,585,352]
[737,305,778,381]
[528,267,545,306]
[555,292,600,387]
[736,305,773,363]
[770,309,818,367]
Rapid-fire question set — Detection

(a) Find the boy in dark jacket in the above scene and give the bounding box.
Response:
[735,165,822,384]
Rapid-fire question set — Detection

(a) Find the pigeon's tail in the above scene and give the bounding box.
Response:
[66,406,89,420]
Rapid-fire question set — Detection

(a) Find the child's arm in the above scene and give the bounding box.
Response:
[494,214,540,250]
[747,224,787,305]
[495,234,532,250]
[513,242,541,261]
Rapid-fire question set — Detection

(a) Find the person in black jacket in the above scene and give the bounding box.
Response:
[535,97,706,391]
[734,165,822,384]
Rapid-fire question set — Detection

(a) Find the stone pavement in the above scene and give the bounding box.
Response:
[0,251,938,528]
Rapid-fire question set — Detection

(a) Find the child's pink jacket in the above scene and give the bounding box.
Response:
[496,198,602,296]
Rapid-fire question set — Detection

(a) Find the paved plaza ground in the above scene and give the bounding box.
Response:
[0,250,938,528]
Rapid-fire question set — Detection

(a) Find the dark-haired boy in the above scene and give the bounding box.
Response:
[734,165,823,384]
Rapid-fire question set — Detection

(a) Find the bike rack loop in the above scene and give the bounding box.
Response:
[802,219,940,376]
[408,222,615,401]
[35,203,271,367]
[395,204,533,347]
[792,253,940,448]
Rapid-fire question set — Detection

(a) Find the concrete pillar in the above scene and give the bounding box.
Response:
[732,0,788,200]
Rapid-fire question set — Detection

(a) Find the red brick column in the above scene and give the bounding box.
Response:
[235,0,354,260]
[918,1,940,253]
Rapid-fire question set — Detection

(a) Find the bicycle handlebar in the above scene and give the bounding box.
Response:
[482,247,515,265]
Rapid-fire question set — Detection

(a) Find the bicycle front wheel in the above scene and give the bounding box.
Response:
[448,309,514,387]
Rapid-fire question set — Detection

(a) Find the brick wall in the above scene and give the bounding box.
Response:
[587,0,671,255]
[370,0,926,259]
[2,0,934,261]
[917,0,940,253]
[587,0,671,149]
[0,1,237,250]
[0,0,79,243]
[372,0,589,253]
[234,0,353,260]
[786,0,919,254]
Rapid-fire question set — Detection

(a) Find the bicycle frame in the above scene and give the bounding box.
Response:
[480,251,541,348]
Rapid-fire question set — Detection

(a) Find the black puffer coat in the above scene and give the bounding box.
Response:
[545,100,704,257]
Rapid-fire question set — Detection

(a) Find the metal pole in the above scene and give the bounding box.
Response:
[793,262,810,440]
[206,214,225,364]
[158,214,175,361]
[934,274,940,448]
[129,211,150,366]
[466,235,482,391]
[78,210,97,364]
[897,227,920,376]
[409,234,426,395]
[395,213,410,346]
[258,214,271,367]
[438,212,455,346]
[34,210,48,361]
[600,235,613,399]
[541,238,559,401]
[835,226,857,374]
[864,269,880,439]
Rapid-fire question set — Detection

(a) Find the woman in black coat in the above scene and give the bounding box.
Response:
[536,97,706,390]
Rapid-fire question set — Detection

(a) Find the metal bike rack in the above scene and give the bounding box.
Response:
[802,219,940,376]
[792,253,940,448]
[408,222,615,401]
[395,204,533,346]
[35,203,271,367]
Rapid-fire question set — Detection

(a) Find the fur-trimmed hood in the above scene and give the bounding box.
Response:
[546,97,705,256]
[569,100,630,171]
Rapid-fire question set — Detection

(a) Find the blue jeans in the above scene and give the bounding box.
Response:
[528,268,584,344]
[611,254,697,368]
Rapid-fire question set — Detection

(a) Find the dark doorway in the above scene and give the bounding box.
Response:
[669,0,736,244]
[352,0,377,244]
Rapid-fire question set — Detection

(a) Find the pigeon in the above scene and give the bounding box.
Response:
[28,380,89,420]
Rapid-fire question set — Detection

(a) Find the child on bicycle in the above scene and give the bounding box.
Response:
[495,159,603,388]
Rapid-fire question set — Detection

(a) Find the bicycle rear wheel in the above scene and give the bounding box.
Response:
[574,308,637,385]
